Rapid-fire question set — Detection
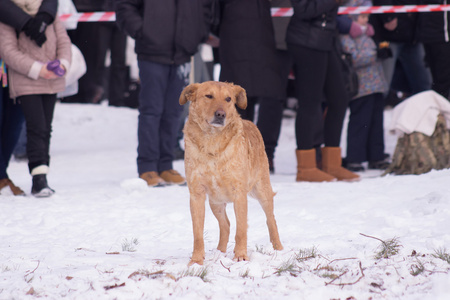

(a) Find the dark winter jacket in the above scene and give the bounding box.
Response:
[0,0,57,32]
[218,0,283,99]
[370,0,421,44]
[417,0,450,43]
[271,0,292,50]
[115,0,213,65]
[286,0,340,51]
[102,0,116,11]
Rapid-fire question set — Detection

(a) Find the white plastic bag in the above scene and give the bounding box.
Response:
[58,44,86,98]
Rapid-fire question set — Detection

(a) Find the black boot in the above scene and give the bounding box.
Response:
[31,174,55,198]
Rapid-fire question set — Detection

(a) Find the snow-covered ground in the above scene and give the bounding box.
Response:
[1,103,449,299]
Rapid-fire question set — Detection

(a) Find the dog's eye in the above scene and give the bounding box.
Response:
[225,97,231,102]
[205,94,213,99]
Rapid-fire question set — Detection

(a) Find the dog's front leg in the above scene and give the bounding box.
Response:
[189,191,206,266]
[233,194,249,262]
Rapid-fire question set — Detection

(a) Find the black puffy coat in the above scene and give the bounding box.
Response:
[0,0,57,31]
[370,0,420,44]
[115,0,212,65]
[286,0,340,51]
[417,0,450,43]
[218,0,283,99]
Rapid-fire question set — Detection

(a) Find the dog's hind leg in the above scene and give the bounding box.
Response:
[209,201,230,253]
[251,182,284,251]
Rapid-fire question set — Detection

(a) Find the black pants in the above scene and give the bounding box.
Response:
[66,22,102,103]
[424,42,450,100]
[96,22,128,106]
[288,43,349,150]
[346,93,385,163]
[237,96,284,161]
[18,94,57,173]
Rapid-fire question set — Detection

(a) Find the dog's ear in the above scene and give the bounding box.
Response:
[179,83,200,105]
[234,84,247,109]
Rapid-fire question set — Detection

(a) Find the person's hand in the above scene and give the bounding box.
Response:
[205,34,220,48]
[39,65,59,79]
[23,12,53,47]
[384,18,398,31]
[377,47,393,59]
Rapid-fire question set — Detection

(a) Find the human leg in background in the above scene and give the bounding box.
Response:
[158,63,189,174]
[397,43,432,94]
[320,47,359,181]
[65,22,102,103]
[289,44,335,182]
[174,51,212,161]
[137,60,186,186]
[174,103,189,160]
[424,42,450,100]
[237,96,257,122]
[380,42,400,95]
[256,97,284,174]
[0,86,25,195]
[13,122,27,160]
[346,95,374,171]
[107,24,128,107]
[367,93,389,170]
[18,94,57,197]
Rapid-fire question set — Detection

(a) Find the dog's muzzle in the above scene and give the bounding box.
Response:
[211,109,226,126]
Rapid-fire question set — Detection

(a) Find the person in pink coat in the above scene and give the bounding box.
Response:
[0,0,72,197]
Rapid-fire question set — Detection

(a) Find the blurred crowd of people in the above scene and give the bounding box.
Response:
[1,0,449,196]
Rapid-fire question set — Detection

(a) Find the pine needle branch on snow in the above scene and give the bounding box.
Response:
[433,247,450,264]
[360,233,402,259]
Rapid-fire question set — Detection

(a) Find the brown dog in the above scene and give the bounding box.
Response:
[179,81,283,266]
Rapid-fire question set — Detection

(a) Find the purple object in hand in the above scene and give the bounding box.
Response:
[46,60,65,76]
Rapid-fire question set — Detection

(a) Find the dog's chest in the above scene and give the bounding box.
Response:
[186,146,247,203]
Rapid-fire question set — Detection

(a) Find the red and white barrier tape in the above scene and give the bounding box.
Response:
[59,12,116,23]
[60,5,450,23]
[273,5,450,17]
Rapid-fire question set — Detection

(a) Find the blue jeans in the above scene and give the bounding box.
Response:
[381,42,432,95]
[137,60,189,174]
[0,86,24,179]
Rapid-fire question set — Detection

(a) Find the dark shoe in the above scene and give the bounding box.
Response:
[368,160,390,170]
[346,162,365,172]
[31,174,55,198]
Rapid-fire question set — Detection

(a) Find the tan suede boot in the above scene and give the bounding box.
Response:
[296,149,336,182]
[321,147,360,182]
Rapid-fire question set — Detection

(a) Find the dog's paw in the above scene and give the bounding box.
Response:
[273,242,284,251]
[233,252,249,262]
[188,258,204,266]
[188,253,205,266]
